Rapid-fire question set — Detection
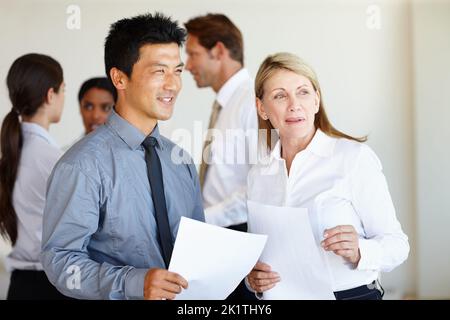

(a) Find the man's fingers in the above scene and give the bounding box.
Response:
[145,287,176,300]
[161,289,177,300]
[156,288,177,300]
[159,280,183,294]
[165,271,188,289]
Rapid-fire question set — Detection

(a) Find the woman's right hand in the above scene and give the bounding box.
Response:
[247,262,280,293]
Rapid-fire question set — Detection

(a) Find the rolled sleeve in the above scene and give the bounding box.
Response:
[124,268,148,300]
[244,276,263,300]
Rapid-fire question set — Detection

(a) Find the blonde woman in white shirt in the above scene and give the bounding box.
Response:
[245,52,409,300]
[0,53,68,300]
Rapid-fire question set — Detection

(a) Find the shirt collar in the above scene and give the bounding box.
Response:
[270,129,335,161]
[216,68,251,108]
[21,122,59,148]
[106,108,164,151]
[308,129,336,157]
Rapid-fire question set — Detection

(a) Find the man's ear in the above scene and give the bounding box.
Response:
[210,41,227,60]
[110,67,128,90]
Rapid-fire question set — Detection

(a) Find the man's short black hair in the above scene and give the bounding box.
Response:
[78,77,117,103]
[104,12,186,82]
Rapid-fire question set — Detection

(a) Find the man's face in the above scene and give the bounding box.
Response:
[185,35,220,88]
[124,43,184,122]
[79,88,114,134]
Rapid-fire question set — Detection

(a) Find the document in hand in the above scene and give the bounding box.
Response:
[169,217,267,300]
[247,200,335,300]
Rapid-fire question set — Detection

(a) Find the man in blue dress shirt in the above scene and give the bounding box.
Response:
[41,13,205,300]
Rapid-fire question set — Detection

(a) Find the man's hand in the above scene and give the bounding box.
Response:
[144,268,188,300]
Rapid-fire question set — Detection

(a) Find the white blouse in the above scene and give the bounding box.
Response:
[5,122,62,271]
[247,129,409,291]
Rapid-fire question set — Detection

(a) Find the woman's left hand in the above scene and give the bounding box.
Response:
[321,225,361,265]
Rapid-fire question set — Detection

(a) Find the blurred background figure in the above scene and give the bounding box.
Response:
[0,53,69,300]
[62,77,116,151]
[78,77,116,135]
[184,13,258,300]
[184,13,257,233]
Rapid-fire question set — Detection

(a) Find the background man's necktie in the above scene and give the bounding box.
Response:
[199,100,222,189]
[142,136,173,268]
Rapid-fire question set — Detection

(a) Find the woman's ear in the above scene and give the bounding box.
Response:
[314,90,321,114]
[45,87,55,105]
[256,97,269,120]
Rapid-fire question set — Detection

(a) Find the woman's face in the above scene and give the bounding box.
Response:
[80,87,114,134]
[256,69,320,142]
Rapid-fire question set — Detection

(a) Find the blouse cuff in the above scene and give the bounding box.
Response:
[357,238,382,271]
[244,277,264,300]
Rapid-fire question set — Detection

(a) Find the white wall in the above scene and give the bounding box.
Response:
[1,0,446,299]
[412,0,450,299]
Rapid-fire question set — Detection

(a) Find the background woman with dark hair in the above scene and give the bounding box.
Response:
[78,77,116,135]
[0,53,67,299]
[62,77,115,151]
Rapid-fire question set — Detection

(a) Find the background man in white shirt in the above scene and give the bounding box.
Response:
[184,13,258,300]
[184,13,257,231]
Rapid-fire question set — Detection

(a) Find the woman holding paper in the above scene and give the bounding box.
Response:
[245,52,409,300]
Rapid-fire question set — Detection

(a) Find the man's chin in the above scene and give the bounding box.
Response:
[195,82,208,88]
[156,112,173,121]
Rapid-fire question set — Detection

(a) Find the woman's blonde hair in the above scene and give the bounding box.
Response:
[254,52,366,150]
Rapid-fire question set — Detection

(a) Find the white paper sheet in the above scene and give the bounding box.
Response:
[169,217,267,300]
[247,200,335,300]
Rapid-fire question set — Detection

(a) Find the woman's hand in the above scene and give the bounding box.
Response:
[321,225,361,266]
[246,261,280,293]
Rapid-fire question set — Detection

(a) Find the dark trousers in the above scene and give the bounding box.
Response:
[334,281,384,300]
[225,223,258,301]
[7,270,73,300]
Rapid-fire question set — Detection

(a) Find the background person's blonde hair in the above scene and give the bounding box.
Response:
[254,52,366,151]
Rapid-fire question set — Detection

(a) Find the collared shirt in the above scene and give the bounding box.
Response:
[41,110,204,300]
[203,68,258,227]
[62,133,84,152]
[6,122,62,271]
[247,130,409,291]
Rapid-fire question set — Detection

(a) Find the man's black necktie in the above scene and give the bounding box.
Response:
[142,136,173,268]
